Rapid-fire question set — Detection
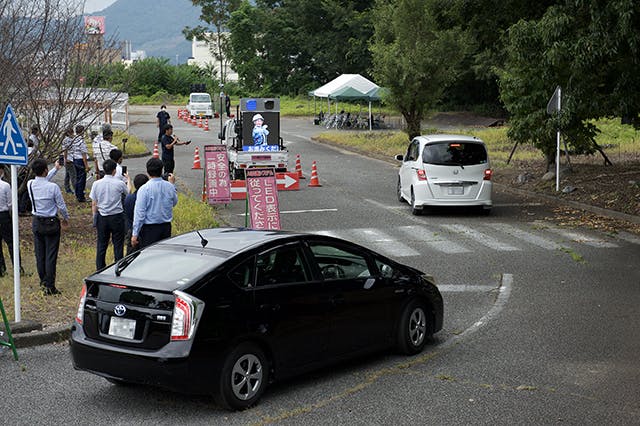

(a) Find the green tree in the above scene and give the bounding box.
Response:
[499,1,640,168]
[184,0,241,85]
[370,0,470,138]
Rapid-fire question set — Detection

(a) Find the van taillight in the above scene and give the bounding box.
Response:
[416,169,427,181]
[483,169,492,180]
[75,284,87,324]
[170,291,204,341]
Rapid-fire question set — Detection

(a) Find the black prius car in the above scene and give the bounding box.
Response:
[70,228,443,410]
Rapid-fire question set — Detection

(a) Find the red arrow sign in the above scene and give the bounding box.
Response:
[276,172,299,190]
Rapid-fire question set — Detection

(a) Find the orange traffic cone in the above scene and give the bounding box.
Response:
[308,161,321,187]
[192,147,202,169]
[204,119,209,131]
[198,117,204,128]
[192,116,198,126]
[295,154,305,179]
[153,141,160,159]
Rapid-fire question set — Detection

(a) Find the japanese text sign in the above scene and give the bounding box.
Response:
[204,145,231,204]
[246,168,281,230]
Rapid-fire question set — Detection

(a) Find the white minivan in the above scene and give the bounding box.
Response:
[187,92,213,118]
[395,134,492,215]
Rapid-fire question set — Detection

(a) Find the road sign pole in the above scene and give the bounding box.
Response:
[11,165,21,322]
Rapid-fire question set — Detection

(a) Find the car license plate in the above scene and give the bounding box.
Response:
[108,317,136,339]
[447,185,464,195]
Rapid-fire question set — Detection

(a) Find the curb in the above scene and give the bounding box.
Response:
[3,322,71,350]
[495,183,640,225]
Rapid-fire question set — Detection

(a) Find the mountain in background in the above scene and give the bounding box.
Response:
[93,0,204,62]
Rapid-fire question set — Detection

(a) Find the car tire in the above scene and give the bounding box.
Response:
[410,189,421,216]
[397,177,405,203]
[396,299,429,355]
[216,343,269,411]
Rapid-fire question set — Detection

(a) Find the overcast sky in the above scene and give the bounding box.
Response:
[83,0,117,13]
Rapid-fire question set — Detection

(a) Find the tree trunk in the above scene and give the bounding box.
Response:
[404,112,421,139]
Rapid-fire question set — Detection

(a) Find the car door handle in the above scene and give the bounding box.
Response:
[259,304,280,312]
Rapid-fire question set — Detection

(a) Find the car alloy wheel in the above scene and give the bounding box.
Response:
[397,300,429,355]
[217,343,269,410]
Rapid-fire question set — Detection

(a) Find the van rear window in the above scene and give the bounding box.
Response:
[190,94,211,103]
[422,142,487,166]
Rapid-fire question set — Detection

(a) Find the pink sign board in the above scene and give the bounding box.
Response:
[246,168,281,230]
[204,145,231,204]
[84,16,105,35]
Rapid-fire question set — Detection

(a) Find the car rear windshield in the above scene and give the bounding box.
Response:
[191,94,211,103]
[101,247,226,288]
[422,142,487,166]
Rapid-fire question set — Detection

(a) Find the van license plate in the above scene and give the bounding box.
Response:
[108,317,136,339]
[448,186,464,195]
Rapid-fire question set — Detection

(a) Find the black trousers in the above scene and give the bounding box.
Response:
[96,213,125,270]
[139,222,171,250]
[0,211,19,272]
[73,159,87,201]
[162,158,175,174]
[32,217,61,289]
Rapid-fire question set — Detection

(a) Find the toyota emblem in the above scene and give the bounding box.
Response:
[114,304,127,317]
[453,169,459,175]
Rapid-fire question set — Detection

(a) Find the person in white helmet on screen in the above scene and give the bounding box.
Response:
[251,113,269,146]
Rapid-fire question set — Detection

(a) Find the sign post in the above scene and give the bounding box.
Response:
[203,145,231,204]
[245,168,281,230]
[0,104,29,322]
[546,86,562,192]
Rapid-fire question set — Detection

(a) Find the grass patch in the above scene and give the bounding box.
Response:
[559,247,585,263]
[0,191,220,325]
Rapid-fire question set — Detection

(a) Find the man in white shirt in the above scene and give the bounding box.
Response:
[0,166,22,276]
[89,159,129,270]
[92,129,118,179]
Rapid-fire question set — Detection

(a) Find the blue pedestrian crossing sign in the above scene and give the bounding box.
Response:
[0,104,28,166]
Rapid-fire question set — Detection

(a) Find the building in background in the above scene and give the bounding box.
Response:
[187,32,238,83]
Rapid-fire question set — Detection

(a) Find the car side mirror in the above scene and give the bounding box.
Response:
[395,154,404,162]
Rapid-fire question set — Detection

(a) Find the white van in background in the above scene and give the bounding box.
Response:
[187,92,213,118]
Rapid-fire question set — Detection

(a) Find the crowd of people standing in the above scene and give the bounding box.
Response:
[1,112,184,296]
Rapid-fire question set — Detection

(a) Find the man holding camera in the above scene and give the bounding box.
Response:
[160,124,189,175]
[131,158,178,250]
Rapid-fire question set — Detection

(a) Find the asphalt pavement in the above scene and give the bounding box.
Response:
[3,107,638,350]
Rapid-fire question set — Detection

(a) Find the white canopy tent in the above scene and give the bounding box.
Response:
[309,74,381,130]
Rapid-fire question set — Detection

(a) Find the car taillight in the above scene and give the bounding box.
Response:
[483,169,492,180]
[416,169,427,181]
[170,291,204,341]
[75,284,87,324]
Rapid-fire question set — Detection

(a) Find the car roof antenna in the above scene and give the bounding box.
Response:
[196,230,209,248]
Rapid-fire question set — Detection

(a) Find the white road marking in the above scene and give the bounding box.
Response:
[236,208,337,216]
[486,223,562,250]
[441,274,513,348]
[438,285,496,292]
[397,225,471,254]
[348,228,421,257]
[440,224,521,251]
[539,223,619,248]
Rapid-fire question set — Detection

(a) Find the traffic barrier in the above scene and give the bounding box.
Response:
[192,147,202,169]
[204,119,209,131]
[152,141,160,159]
[308,161,322,187]
[230,180,247,200]
[276,172,300,190]
[295,154,305,179]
